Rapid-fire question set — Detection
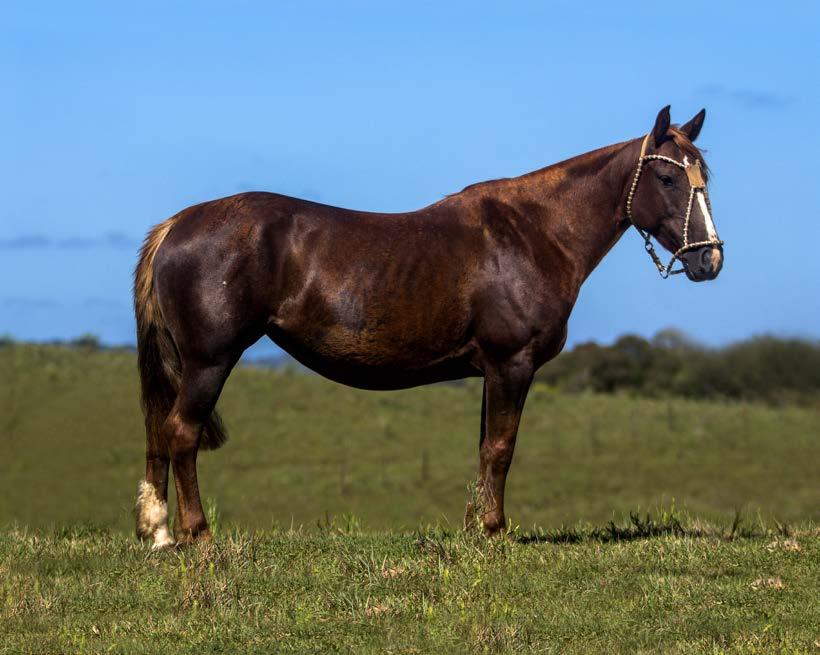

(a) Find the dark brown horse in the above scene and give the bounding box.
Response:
[134,106,723,548]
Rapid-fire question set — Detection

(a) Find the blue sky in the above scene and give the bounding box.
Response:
[2,1,818,358]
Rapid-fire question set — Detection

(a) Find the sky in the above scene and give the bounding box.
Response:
[1,1,818,359]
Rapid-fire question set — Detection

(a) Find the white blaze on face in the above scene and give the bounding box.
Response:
[696,191,718,240]
[684,156,718,241]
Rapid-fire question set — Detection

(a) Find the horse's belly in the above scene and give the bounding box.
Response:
[266,323,479,390]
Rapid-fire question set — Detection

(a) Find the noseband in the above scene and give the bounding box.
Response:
[625,134,724,278]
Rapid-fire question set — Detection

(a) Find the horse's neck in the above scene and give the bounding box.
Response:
[536,139,639,282]
[480,138,641,287]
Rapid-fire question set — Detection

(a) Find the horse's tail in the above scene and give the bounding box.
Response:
[134,215,228,452]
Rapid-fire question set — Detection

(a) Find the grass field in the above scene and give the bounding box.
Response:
[1,344,817,531]
[2,522,818,653]
[1,344,818,653]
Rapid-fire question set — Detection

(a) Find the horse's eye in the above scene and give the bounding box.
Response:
[658,175,674,188]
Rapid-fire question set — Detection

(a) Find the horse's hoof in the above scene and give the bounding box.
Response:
[174,528,213,547]
[151,537,177,551]
[482,516,507,537]
[146,524,176,550]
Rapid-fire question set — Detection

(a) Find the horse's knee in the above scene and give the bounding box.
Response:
[164,414,200,459]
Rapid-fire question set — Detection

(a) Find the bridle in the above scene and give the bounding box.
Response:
[625,134,724,278]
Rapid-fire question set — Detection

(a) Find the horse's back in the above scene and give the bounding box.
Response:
[150,191,488,386]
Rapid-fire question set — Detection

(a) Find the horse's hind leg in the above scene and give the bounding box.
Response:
[136,455,173,549]
[165,359,234,545]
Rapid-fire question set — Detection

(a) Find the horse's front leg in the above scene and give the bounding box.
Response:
[476,358,533,535]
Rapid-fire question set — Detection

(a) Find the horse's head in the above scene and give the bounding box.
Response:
[626,106,723,282]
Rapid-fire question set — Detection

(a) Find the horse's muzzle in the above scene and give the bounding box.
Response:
[680,245,724,282]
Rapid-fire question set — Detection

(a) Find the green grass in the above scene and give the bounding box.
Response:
[2,521,818,654]
[1,344,818,653]
[1,344,817,531]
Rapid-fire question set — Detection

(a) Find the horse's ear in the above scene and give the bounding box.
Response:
[680,108,706,142]
[651,105,671,147]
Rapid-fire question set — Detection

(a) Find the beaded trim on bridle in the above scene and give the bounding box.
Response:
[625,134,724,278]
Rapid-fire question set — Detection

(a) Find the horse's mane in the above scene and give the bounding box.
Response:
[445,127,709,201]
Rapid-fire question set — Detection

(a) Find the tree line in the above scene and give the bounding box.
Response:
[3,330,819,404]
[535,329,820,405]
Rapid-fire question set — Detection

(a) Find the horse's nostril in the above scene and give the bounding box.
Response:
[681,246,722,281]
[700,249,712,268]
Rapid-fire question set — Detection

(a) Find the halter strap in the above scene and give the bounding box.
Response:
[625,134,723,278]
[639,133,650,159]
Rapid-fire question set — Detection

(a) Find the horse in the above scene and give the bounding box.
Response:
[134,105,723,548]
